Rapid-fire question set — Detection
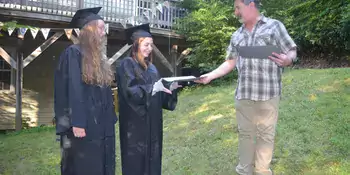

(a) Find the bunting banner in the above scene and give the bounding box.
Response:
[74,28,80,36]
[143,10,150,19]
[40,28,50,39]
[105,23,109,34]
[64,29,73,39]
[30,28,39,39]
[18,28,28,39]
[1,25,111,40]
[121,20,127,29]
[156,3,163,13]
[163,1,170,9]
[7,27,15,36]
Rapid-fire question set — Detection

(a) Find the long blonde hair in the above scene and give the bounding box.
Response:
[78,20,114,86]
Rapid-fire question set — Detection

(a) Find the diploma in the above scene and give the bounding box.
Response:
[162,76,200,82]
[236,45,282,59]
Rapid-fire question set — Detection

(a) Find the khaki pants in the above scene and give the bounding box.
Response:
[235,96,280,175]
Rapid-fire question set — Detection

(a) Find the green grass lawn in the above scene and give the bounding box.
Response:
[0,68,349,175]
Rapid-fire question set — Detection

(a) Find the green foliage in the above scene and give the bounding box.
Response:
[0,20,35,37]
[341,2,350,50]
[177,0,238,72]
[285,0,350,54]
[177,0,350,70]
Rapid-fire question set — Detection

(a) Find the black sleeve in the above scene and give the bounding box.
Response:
[54,48,70,134]
[161,80,178,111]
[117,58,153,105]
[66,47,88,128]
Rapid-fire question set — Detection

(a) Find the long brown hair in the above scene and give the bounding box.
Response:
[78,20,114,86]
[131,37,153,70]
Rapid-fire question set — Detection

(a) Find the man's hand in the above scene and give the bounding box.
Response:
[195,59,236,85]
[73,127,86,138]
[268,52,292,67]
[195,73,213,84]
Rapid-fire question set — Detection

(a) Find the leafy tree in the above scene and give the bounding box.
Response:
[177,0,350,70]
[177,0,238,72]
[285,0,350,55]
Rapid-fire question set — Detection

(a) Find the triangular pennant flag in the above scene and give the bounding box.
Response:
[30,28,39,39]
[40,28,50,40]
[64,29,73,39]
[152,7,157,17]
[7,27,15,36]
[18,28,28,39]
[163,1,170,8]
[121,20,127,29]
[143,10,150,19]
[105,23,109,34]
[156,3,163,13]
[74,28,80,36]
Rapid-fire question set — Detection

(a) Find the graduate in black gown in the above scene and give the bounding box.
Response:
[54,7,117,175]
[116,23,181,175]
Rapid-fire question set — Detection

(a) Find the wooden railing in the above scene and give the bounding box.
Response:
[0,0,187,30]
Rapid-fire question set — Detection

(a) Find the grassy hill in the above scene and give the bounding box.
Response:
[0,68,349,175]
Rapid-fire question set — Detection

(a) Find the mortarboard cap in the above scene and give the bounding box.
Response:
[125,23,152,44]
[69,7,103,29]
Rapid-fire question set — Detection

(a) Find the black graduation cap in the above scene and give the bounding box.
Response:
[125,23,152,44]
[69,7,103,29]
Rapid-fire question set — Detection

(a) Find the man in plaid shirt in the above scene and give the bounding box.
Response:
[196,0,297,174]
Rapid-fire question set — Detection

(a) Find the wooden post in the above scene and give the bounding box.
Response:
[176,48,191,66]
[10,68,16,92]
[23,32,64,68]
[171,45,178,76]
[15,39,23,131]
[107,44,132,65]
[151,44,174,74]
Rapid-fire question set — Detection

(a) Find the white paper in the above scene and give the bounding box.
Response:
[152,79,165,96]
[162,76,199,82]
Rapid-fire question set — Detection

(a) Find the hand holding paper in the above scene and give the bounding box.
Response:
[152,79,172,96]
[162,76,200,82]
[268,52,292,67]
[194,73,213,84]
[169,82,182,91]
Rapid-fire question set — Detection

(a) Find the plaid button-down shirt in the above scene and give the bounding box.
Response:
[226,15,297,101]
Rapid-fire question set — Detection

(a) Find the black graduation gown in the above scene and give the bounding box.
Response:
[54,44,118,175]
[116,57,178,175]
